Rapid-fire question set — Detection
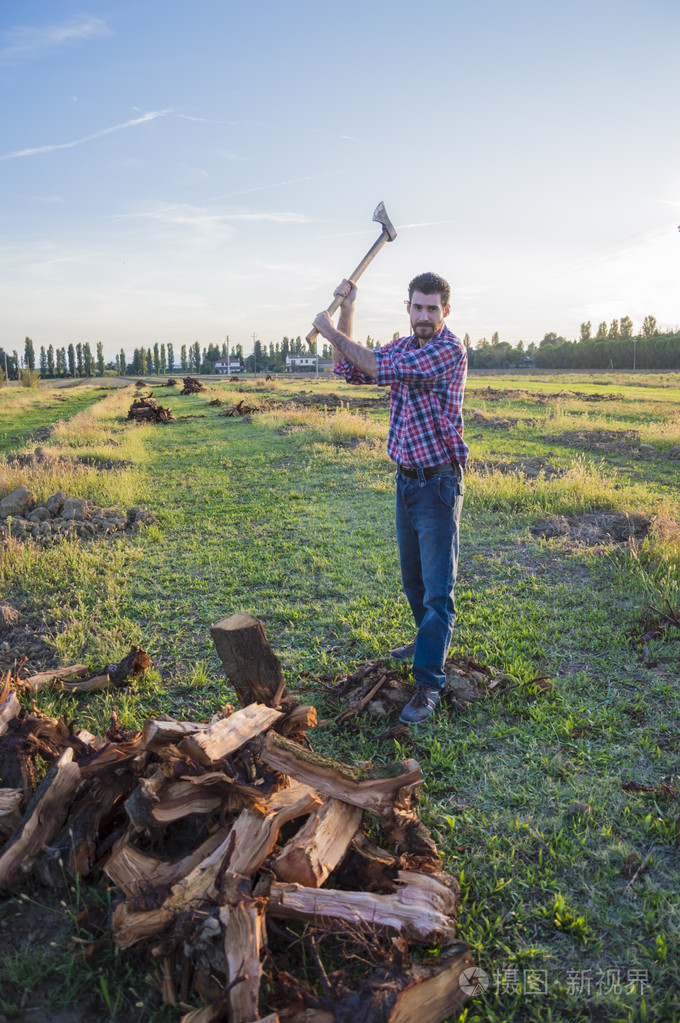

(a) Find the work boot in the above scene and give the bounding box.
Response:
[399,685,441,724]
[389,641,416,661]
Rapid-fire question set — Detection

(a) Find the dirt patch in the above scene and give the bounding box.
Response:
[0,600,62,676]
[542,431,680,461]
[468,410,538,429]
[469,456,566,479]
[530,511,652,546]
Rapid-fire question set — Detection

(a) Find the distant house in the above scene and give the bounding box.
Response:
[213,357,244,374]
[285,356,333,373]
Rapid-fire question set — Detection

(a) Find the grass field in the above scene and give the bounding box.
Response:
[1,371,679,1022]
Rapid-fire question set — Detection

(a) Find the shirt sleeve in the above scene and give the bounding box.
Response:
[332,357,377,385]
[375,335,464,386]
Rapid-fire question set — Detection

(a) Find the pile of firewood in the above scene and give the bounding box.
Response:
[224,399,260,417]
[127,394,176,424]
[0,613,475,1023]
[181,377,206,395]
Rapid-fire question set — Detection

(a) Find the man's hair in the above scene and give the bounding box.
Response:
[408,272,450,308]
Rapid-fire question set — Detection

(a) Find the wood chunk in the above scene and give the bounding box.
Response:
[0,788,23,838]
[261,732,423,817]
[332,832,399,893]
[124,770,232,832]
[268,869,458,943]
[178,703,283,766]
[219,898,267,1023]
[59,673,111,693]
[274,797,363,888]
[0,670,20,735]
[0,748,82,888]
[210,612,288,706]
[105,829,230,897]
[276,704,318,736]
[21,664,90,693]
[142,717,208,751]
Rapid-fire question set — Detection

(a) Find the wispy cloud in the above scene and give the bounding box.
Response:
[0,110,173,162]
[0,16,111,62]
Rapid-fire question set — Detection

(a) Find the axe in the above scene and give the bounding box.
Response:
[306,201,397,346]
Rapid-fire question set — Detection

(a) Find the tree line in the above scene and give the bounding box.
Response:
[0,335,336,382]
[467,314,679,370]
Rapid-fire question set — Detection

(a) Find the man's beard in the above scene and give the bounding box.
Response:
[411,318,444,342]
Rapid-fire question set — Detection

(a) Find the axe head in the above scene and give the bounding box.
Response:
[372,201,397,242]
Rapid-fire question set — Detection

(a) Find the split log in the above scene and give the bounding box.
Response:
[105,828,230,897]
[268,869,458,943]
[179,703,283,765]
[276,704,318,737]
[219,898,267,1023]
[210,613,288,707]
[142,717,209,752]
[261,732,422,817]
[0,788,23,838]
[59,673,111,693]
[21,664,90,693]
[36,768,135,885]
[0,670,20,735]
[125,771,248,831]
[0,747,82,888]
[274,797,363,888]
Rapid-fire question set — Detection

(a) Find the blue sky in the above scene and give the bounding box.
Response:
[1,0,678,360]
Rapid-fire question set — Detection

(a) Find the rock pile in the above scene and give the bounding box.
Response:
[0,485,156,543]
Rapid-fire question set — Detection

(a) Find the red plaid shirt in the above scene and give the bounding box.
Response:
[334,324,468,468]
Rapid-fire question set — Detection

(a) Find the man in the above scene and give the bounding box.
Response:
[312,272,468,724]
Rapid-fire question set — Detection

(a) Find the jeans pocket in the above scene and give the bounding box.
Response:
[437,473,463,507]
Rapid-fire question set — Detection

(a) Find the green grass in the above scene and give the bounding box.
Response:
[1,373,679,1021]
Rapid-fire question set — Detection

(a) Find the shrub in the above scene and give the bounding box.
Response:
[19,369,40,388]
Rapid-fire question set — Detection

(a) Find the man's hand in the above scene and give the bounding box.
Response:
[334,278,357,308]
[312,309,334,340]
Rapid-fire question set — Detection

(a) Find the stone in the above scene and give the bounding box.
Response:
[0,486,37,518]
[46,491,68,516]
[27,506,52,523]
[61,498,90,521]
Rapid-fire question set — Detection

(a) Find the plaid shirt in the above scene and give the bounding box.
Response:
[334,324,468,468]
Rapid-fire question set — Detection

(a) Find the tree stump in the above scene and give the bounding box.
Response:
[210,612,288,707]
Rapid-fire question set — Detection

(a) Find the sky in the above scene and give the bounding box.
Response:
[1,0,679,361]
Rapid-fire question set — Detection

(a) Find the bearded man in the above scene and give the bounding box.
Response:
[312,272,468,724]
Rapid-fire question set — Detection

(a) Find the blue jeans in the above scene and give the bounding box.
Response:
[395,466,464,691]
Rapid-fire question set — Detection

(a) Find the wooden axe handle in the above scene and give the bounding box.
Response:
[306,228,390,346]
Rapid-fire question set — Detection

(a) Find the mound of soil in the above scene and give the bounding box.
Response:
[470,456,565,479]
[0,486,156,545]
[8,445,132,472]
[530,511,652,545]
[468,410,538,429]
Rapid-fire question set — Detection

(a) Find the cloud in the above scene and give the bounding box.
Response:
[0,16,111,62]
[0,110,173,162]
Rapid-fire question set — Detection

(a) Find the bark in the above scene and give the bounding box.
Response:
[261,732,422,817]
[0,748,82,888]
[210,612,288,707]
[274,797,363,888]
[219,898,267,1023]
[268,869,458,943]
[179,703,283,766]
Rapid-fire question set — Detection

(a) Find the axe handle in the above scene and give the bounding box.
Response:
[306,228,390,345]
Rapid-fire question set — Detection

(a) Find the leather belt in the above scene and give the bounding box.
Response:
[398,463,456,480]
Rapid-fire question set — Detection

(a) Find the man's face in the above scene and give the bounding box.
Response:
[407,290,450,345]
